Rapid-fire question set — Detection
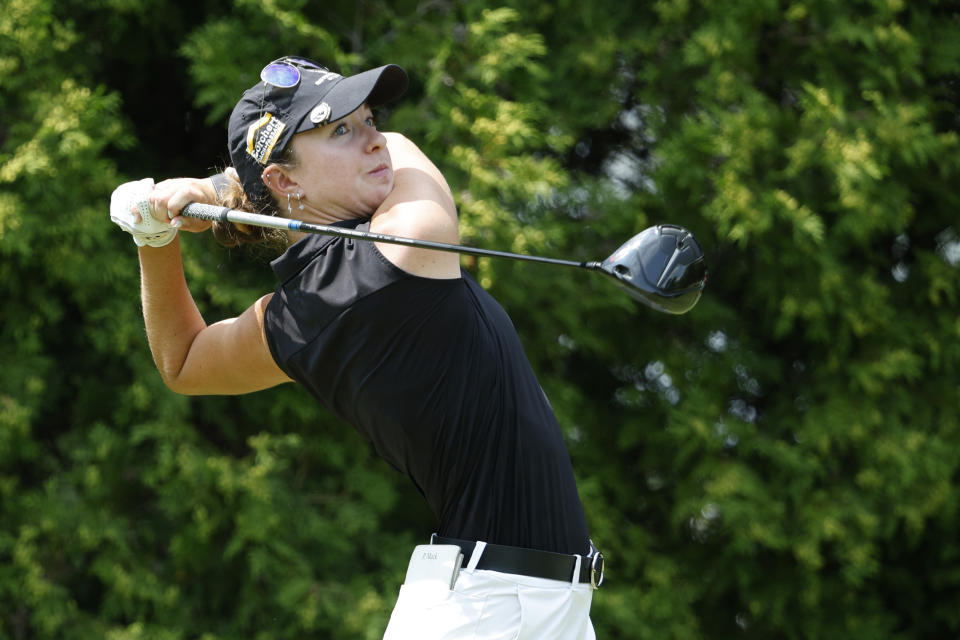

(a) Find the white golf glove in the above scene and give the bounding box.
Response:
[110,178,178,247]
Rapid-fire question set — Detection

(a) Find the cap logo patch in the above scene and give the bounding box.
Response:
[310,102,332,124]
[313,71,342,86]
[246,113,286,164]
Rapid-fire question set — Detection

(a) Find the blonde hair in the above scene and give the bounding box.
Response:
[211,147,298,249]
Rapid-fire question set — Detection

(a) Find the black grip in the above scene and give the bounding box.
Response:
[181,202,232,223]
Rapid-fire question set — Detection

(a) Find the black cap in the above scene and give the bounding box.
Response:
[228,60,408,205]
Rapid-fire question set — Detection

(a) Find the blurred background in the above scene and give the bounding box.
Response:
[1,0,958,638]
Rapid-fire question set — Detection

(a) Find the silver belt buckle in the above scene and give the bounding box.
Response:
[589,542,605,589]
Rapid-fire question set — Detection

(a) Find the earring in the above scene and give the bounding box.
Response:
[287,193,293,216]
[297,192,304,210]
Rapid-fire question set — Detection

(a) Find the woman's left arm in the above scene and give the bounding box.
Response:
[370,133,461,278]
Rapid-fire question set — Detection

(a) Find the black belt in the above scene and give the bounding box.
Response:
[432,535,605,589]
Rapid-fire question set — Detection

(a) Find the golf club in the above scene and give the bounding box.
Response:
[181,203,707,314]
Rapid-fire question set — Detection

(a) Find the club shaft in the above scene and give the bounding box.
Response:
[181,203,601,270]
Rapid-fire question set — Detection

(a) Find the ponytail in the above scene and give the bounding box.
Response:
[209,148,298,250]
[209,177,286,248]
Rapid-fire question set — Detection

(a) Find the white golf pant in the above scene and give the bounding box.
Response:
[383,567,596,639]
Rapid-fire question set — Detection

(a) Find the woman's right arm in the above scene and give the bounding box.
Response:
[134,178,292,395]
[138,240,290,395]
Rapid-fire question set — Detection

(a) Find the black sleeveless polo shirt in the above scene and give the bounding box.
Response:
[263,219,590,554]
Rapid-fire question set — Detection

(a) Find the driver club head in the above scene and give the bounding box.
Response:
[599,224,707,314]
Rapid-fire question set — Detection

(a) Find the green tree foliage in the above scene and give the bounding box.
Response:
[1,0,958,638]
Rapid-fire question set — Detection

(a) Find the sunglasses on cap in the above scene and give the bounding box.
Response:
[260,56,331,89]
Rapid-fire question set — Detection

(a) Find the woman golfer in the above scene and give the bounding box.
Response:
[110,56,602,639]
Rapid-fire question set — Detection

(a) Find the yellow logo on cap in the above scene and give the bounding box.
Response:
[246,114,286,164]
